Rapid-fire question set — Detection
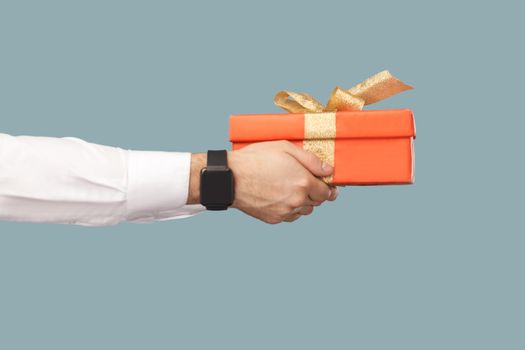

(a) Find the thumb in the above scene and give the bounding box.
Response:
[284,143,333,177]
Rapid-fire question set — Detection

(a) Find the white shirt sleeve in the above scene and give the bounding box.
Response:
[0,132,206,227]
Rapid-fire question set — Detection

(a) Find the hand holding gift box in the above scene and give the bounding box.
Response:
[230,71,415,186]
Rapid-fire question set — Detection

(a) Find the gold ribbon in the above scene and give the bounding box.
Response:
[274,70,413,184]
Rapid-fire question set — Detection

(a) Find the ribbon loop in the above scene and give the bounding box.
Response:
[274,91,325,113]
[326,87,365,111]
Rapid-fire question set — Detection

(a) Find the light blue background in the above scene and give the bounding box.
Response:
[1,1,524,349]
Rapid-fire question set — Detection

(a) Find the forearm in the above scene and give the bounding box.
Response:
[0,133,205,226]
[186,153,206,205]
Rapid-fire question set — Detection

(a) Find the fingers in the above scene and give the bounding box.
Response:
[283,187,340,223]
[327,186,339,201]
[284,214,301,222]
[308,177,332,203]
[306,186,339,206]
[284,206,314,222]
[296,205,314,216]
[281,142,336,202]
[283,142,333,178]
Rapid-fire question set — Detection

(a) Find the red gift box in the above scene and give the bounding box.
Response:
[230,109,415,185]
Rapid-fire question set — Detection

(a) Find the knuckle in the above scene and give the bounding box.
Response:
[296,176,311,190]
[276,205,292,219]
[289,195,306,209]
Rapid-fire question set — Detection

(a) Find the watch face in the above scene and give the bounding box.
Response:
[200,169,234,206]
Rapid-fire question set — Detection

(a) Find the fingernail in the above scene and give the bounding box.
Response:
[322,162,332,171]
[328,189,332,198]
[333,187,339,199]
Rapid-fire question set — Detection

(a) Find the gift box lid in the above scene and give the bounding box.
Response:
[230,109,415,142]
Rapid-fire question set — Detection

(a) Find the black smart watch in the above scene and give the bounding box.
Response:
[199,150,234,210]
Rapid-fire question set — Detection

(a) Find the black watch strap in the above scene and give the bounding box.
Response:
[207,150,228,169]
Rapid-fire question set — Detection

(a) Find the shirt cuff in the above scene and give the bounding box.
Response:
[124,150,206,223]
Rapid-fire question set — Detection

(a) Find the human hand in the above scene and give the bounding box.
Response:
[227,141,338,223]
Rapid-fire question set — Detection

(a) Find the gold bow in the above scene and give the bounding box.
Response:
[273,70,413,184]
[274,70,413,113]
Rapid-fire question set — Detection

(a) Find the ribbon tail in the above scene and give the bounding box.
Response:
[347,70,413,105]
